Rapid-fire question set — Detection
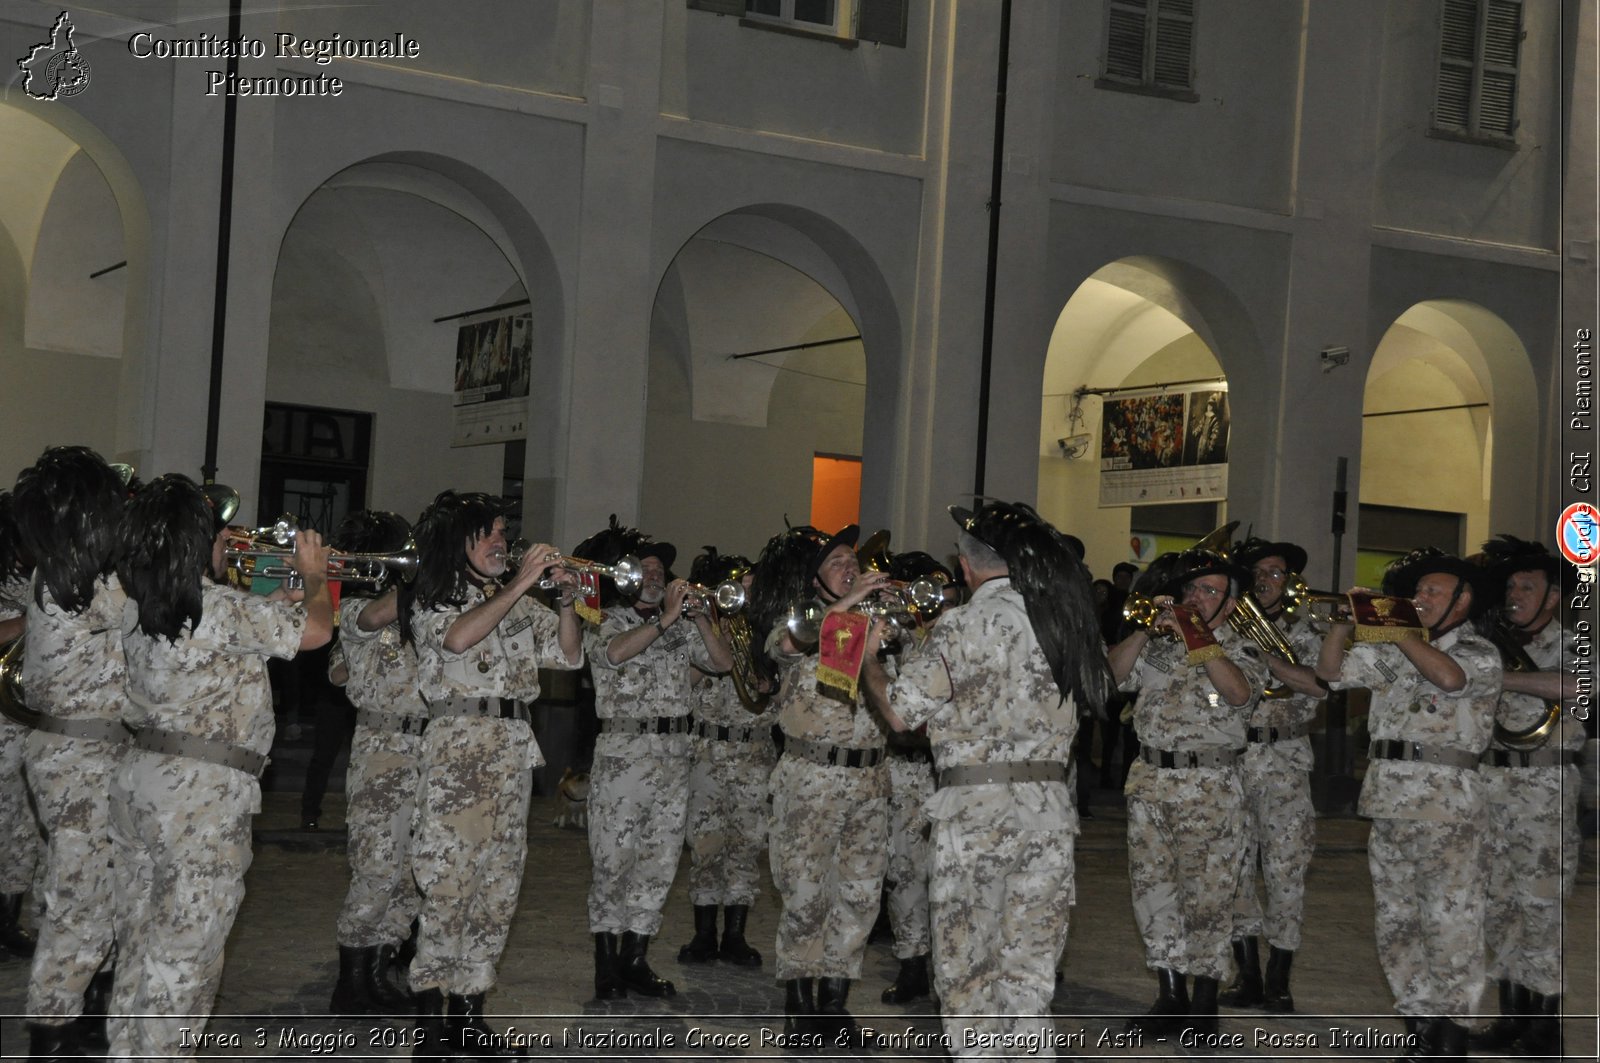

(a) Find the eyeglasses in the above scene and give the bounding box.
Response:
[1254,568,1287,582]
[1184,583,1226,600]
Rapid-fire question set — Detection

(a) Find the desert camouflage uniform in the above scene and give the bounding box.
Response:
[0,576,43,902]
[684,660,777,906]
[1230,611,1320,950]
[883,735,934,960]
[332,597,427,948]
[1120,625,1268,981]
[886,577,1078,1058]
[1480,621,1580,997]
[409,586,579,994]
[108,581,303,1059]
[768,626,888,981]
[22,575,128,1023]
[1332,627,1501,1022]
[585,608,708,934]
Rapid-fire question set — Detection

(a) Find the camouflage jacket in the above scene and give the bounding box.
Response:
[25,574,127,721]
[767,625,885,750]
[336,597,425,718]
[888,577,1078,830]
[1120,623,1269,751]
[1492,620,1582,753]
[411,583,581,704]
[1240,610,1323,772]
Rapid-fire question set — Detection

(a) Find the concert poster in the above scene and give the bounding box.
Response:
[1098,383,1231,506]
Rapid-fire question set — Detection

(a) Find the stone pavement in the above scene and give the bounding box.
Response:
[1,787,1595,1061]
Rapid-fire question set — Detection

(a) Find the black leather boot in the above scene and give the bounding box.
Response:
[1390,1016,1437,1063]
[446,993,528,1058]
[0,893,37,958]
[815,977,859,1045]
[1432,1018,1467,1063]
[1261,945,1295,1013]
[369,943,414,1012]
[27,1022,77,1063]
[413,987,448,1060]
[718,905,762,967]
[784,977,816,1038]
[395,917,421,969]
[1217,937,1263,1008]
[1189,975,1219,1036]
[1517,992,1562,1057]
[1468,980,1528,1051]
[592,933,625,1000]
[618,931,675,997]
[881,953,931,1004]
[1126,968,1188,1037]
[76,967,114,1053]
[331,945,377,1014]
[678,904,719,964]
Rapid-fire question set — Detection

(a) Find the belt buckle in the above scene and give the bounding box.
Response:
[826,747,841,766]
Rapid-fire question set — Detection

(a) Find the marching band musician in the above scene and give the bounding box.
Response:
[676,548,775,970]
[1106,548,1270,1037]
[1469,537,1580,1057]
[1217,537,1325,1014]
[399,492,581,1056]
[748,524,892,1045]
[861,503,1110,1058]
[0,492,42,965]
[324,510,424,1017]
[581,531,731,1000]
[12,446,131,1059]
[108,475,333,1060]
[1316,550,1502,1062]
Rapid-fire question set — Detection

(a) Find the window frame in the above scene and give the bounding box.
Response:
[1429,0,1523,148]
[1095,0,1199,104]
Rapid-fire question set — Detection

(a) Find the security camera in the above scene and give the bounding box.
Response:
[1057,434,1092,460]
[1320,346,1351,373]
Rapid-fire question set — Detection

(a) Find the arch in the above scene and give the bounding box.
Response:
[1036,255,1261,576]
[1360,299,1539,559]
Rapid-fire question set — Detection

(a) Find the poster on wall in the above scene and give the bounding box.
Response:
[1098,384,1230,506]
[452,311,532,447]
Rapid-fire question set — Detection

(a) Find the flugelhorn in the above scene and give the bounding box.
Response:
[682,580,748,619]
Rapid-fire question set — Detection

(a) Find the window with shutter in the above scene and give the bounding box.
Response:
[689,0,904,47]
[1097,0,1197,102]
[1431,0,1522,145]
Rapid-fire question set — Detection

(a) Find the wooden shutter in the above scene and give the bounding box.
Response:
[1152,0,1194,89]
[1105,0,1148,82]
[1478,0,1521,136]
[856,0,908,47]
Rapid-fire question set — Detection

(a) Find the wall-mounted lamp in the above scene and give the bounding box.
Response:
[1320,346,1351,373]
[1057,433,1092,460]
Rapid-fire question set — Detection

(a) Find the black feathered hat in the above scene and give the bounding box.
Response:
[634,539,677,570]
[948,501,1112,716]
[747,525,831,677]
[690,546,752,588]
[1479,534,1570,591]
[334,509,411,556]
[1158,548,1253,600]
[12,445,126,615]
[1383,547,1492,619]
[1232,536,1308,578]
[887,550,953,584]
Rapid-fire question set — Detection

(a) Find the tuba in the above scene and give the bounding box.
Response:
[1195,522,1304,697]
[0,636,39,729]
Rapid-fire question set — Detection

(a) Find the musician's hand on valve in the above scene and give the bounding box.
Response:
[835,569,891,613]
[290,529,331,585]
[660,579,691,627]
[1151,595,1182,637]
[862,616,890,660]
[507,543,559,597]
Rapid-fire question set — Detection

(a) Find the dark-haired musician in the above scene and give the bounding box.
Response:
[862,503,1109,1058]
[1218,538,1323,1013]
[400,492,580,1054]
[11,446,130,1057]
[1106,549,1269,1036]
[1470,538,1579,1056]
[325,510,423,1017]
[676,549,775,970]
[109,474,333,1059]
[584,537,731,999]
[1317,551,1502,1060]
[0,491,42,963]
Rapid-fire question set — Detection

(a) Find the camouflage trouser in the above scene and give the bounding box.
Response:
[885,754,933,959]
[1230,758,1315,950]
[0,717,42,894]
[587,742,691,934]
[23,732,122,1021]
[335,727,425,948]
[409,717,533,995]
[768,756,888,981]
[685,736,775,906]
[1126,767,1246,980]
[106,751,255,1060]
[1481,765,1579,995]
[930,821,1074,1059]
[1369,816,1485,1021]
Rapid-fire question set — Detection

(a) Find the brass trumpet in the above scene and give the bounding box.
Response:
[1488,609,1563,752]
[682,580,748,619]
[1281,575,1352,622]
[518,545,644,595]
[225,544,419,589]
[1122,593,1181,640]
[0,636,38,729]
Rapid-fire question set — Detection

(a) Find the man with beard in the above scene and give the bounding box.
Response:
[1317,550,1502,1061]
[401,492,581,1055]
[1217,537,1325,1013]
[1469,537,1579,1057]
[585,535,732,1000]
[1107,548,1269,1036]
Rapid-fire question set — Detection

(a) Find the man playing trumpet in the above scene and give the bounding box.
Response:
[1107,548,1270,1036]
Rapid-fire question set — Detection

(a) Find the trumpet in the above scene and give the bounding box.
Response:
[682,580,748,619]
[225,544,419,590]
[238,514,299,547]
[514,544,644,595]
[1122,593,1181,640]
[1281,575,1352,622]
[784,598,828,645]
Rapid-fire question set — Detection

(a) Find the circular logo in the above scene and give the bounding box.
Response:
[45,50,91,98]
[1557,502,1600,566]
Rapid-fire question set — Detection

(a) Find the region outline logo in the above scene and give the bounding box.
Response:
[17,11,91,100]
[1557,502,1600,567]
